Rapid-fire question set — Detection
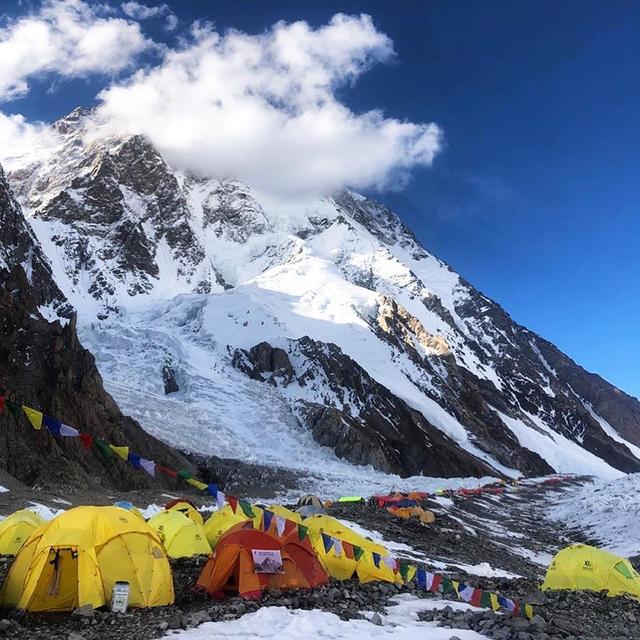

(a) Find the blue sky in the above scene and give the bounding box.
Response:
[2,0,639,397]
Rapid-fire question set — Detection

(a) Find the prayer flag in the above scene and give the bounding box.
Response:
[22,405,43,430]
[79,433,94,450]
[43,415,61,435]
[6,401,20,418]
[60,423,79,437]
[109,445,129,460]
[128,452,142,468]
[158,465,177,478]
[187,478,208,491]
[239,500,255,518]
[95,439,113,457]
[140,458,156,477]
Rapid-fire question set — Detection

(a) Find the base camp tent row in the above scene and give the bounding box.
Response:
[0,506,174,611]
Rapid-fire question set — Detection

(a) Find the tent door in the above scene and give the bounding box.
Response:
[31,547,80,611]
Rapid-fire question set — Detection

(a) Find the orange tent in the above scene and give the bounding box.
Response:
[196,526,328,599]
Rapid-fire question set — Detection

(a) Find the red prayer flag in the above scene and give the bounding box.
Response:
[342,541,354,560]
[284,518,297,536]
[471,588,483,607]
[0,395,5,415]
[158,465,178,478]
[79,433,94,450]
[227,496,238,513]
[429,574,443,593]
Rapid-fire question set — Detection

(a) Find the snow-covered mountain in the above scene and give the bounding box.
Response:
[6,107,640,483]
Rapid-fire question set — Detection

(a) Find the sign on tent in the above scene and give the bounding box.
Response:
[252,549,283,574]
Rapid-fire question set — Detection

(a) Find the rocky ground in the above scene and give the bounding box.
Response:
[1,476,638,639]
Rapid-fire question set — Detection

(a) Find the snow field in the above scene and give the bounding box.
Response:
[168,594,490,640]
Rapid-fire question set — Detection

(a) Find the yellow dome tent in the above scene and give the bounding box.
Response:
[267,505,301,525]
[303,514,402,585]
[0,506,174,612]
[166,501,204,527]
[148,510,211,558]
[542,544,640,599]
[0,510,45,555]
[204,505,255,548]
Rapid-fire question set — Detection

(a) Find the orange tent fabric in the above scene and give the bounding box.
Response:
[196,527,328,599]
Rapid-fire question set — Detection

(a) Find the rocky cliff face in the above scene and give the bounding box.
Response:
[5,107,640,481]
[0,165,70,319]
[0,167,192,490]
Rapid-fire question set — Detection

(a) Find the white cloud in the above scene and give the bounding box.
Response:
[92,14,442,197]
[0,0,153,101]
[0,8,442,198]
[0,112,58,170]
[121,1,177,30]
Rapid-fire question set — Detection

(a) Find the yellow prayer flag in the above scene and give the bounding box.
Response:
[406,565,417,583]
[524,604,534,619]
[186,478,208,491]
[490,593,500,611]
[109,445,130,460]
[22,406,43,430]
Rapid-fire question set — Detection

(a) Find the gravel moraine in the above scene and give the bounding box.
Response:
[1,477,638,639]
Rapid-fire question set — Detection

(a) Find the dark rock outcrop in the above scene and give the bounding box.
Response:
[162,364,179,394]
[235,338,511,478]
[0,265,193,490]
[0,165,70,318]
[0,166,193,490]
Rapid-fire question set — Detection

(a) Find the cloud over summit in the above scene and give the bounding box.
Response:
[0,2,442,198]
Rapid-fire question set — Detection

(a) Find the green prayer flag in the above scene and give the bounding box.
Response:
[353,545,364,561]
[297,524,308,541]
[94,438,113,457]
[178,469,192,480]
[480,592,493,609]
[441,578,454,596]
[5,401,20,418]
[239,499,255,518]
[399,561,410,579]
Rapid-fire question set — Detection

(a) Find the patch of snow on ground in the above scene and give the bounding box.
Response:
[0,486,8,493]
[548,474,640,558]
[168,593,490,639]
[27,503,63,520]
[446,561,521,580]
[141,504,164,519]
